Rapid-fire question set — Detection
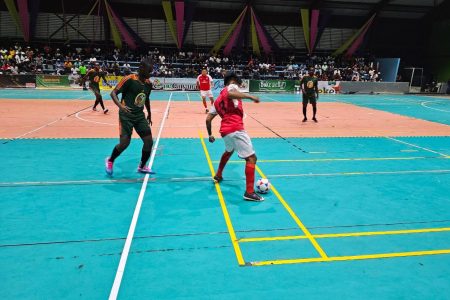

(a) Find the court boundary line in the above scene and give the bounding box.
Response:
[75,110,116,126]
[215,155,446,164]
[386,137,449,157]
[239,226,450,243]
[198,131,246,266]
[420,100,450,113]
[3,168,448,188]
[109,92,173,300]
[246,113,308,153]
[255,165,329,259]
[3,222,450,249]
[249,249,450,266]
[267,169,450,178]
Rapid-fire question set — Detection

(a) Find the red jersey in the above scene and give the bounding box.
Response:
[197,74,213,91]
[213,86,244,137]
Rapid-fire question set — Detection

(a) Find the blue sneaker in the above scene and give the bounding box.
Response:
[105,157,113,176]
[137,166,156,174]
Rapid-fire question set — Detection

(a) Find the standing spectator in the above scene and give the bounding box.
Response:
[123,61,131,75]
[79,63,88,90]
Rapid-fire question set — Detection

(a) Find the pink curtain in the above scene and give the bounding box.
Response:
[223,7,248,56]
[309,10,320,53]
[175,1,185,48]
[108,3,137,49]
[17,0,29,42]
[252,8,271,54]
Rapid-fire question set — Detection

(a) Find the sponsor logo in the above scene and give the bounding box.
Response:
[259,81,286,89]
[108,79,119,86]
[318,81,340,94]
[152,78,163,90]
[134,92,146,107]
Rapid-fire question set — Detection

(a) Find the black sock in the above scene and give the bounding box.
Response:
[93,98,99,109]
[110,146,122,162]
[303,105,307,119]
[98,97,105,110]
[140,150,151,168]
[313,106,317,118]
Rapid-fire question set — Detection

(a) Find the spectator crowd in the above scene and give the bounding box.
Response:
[1,44,382,82]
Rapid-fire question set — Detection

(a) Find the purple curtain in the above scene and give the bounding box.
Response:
[223,7,248,56]
[252,8,271,54]
[17,0,30,42]
[175,1,185,48]
[345,15,375,57]
[108,3,137,49]
[309,10,320,53]
[114,11,146,47]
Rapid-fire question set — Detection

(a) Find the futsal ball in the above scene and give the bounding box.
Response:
[256,178,271,194]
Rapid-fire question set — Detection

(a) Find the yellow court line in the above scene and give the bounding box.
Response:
[198,131,246,266]
[255,165,329,259]
[249,249,450,266]
[239,227,450,243]
[213,156,445,164]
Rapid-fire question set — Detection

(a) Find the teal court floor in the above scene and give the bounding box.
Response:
[1,88,449,125]
[1,89,450,299]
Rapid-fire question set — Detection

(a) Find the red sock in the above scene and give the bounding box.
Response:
[245,162,256,193]
[202,98,207,108]
[216,151,232,177]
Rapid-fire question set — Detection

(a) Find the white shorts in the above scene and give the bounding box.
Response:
[200,90,213,98]
[223,130,255,159]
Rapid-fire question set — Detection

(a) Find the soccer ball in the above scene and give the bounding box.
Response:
[256,178,271,194]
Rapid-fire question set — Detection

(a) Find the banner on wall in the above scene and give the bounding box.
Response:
[99,76,123,90]
[152,78,197,91]
[36,75,70,88]
[0,75,36,88]
[317,81,340,94]
[98,77,250,92]
[293,81,341,94]
[212,79,249,93]
[249,80,296,92]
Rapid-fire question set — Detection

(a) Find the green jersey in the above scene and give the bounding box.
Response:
[79,65,87,75]
[300,76,318,96]
[114,74,152,114]
[86,69,107,88]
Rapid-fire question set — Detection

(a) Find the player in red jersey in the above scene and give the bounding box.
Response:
[196,68,214,113]
[206,72,263,202]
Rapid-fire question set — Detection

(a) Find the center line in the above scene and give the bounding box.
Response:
[109,93,173,300]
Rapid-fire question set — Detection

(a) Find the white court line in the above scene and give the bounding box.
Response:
[109,92,172,300]
[381,97,420,103]
[75,110,116,126]
[386,137,449,158]
[420,100,450,113]
[3,93,93,143]
[0,176,213,187]
[3,170,449,188]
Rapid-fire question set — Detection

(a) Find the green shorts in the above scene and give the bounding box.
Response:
[119,111,151,138]
[302,94,317,104]
[89,84,101,95]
